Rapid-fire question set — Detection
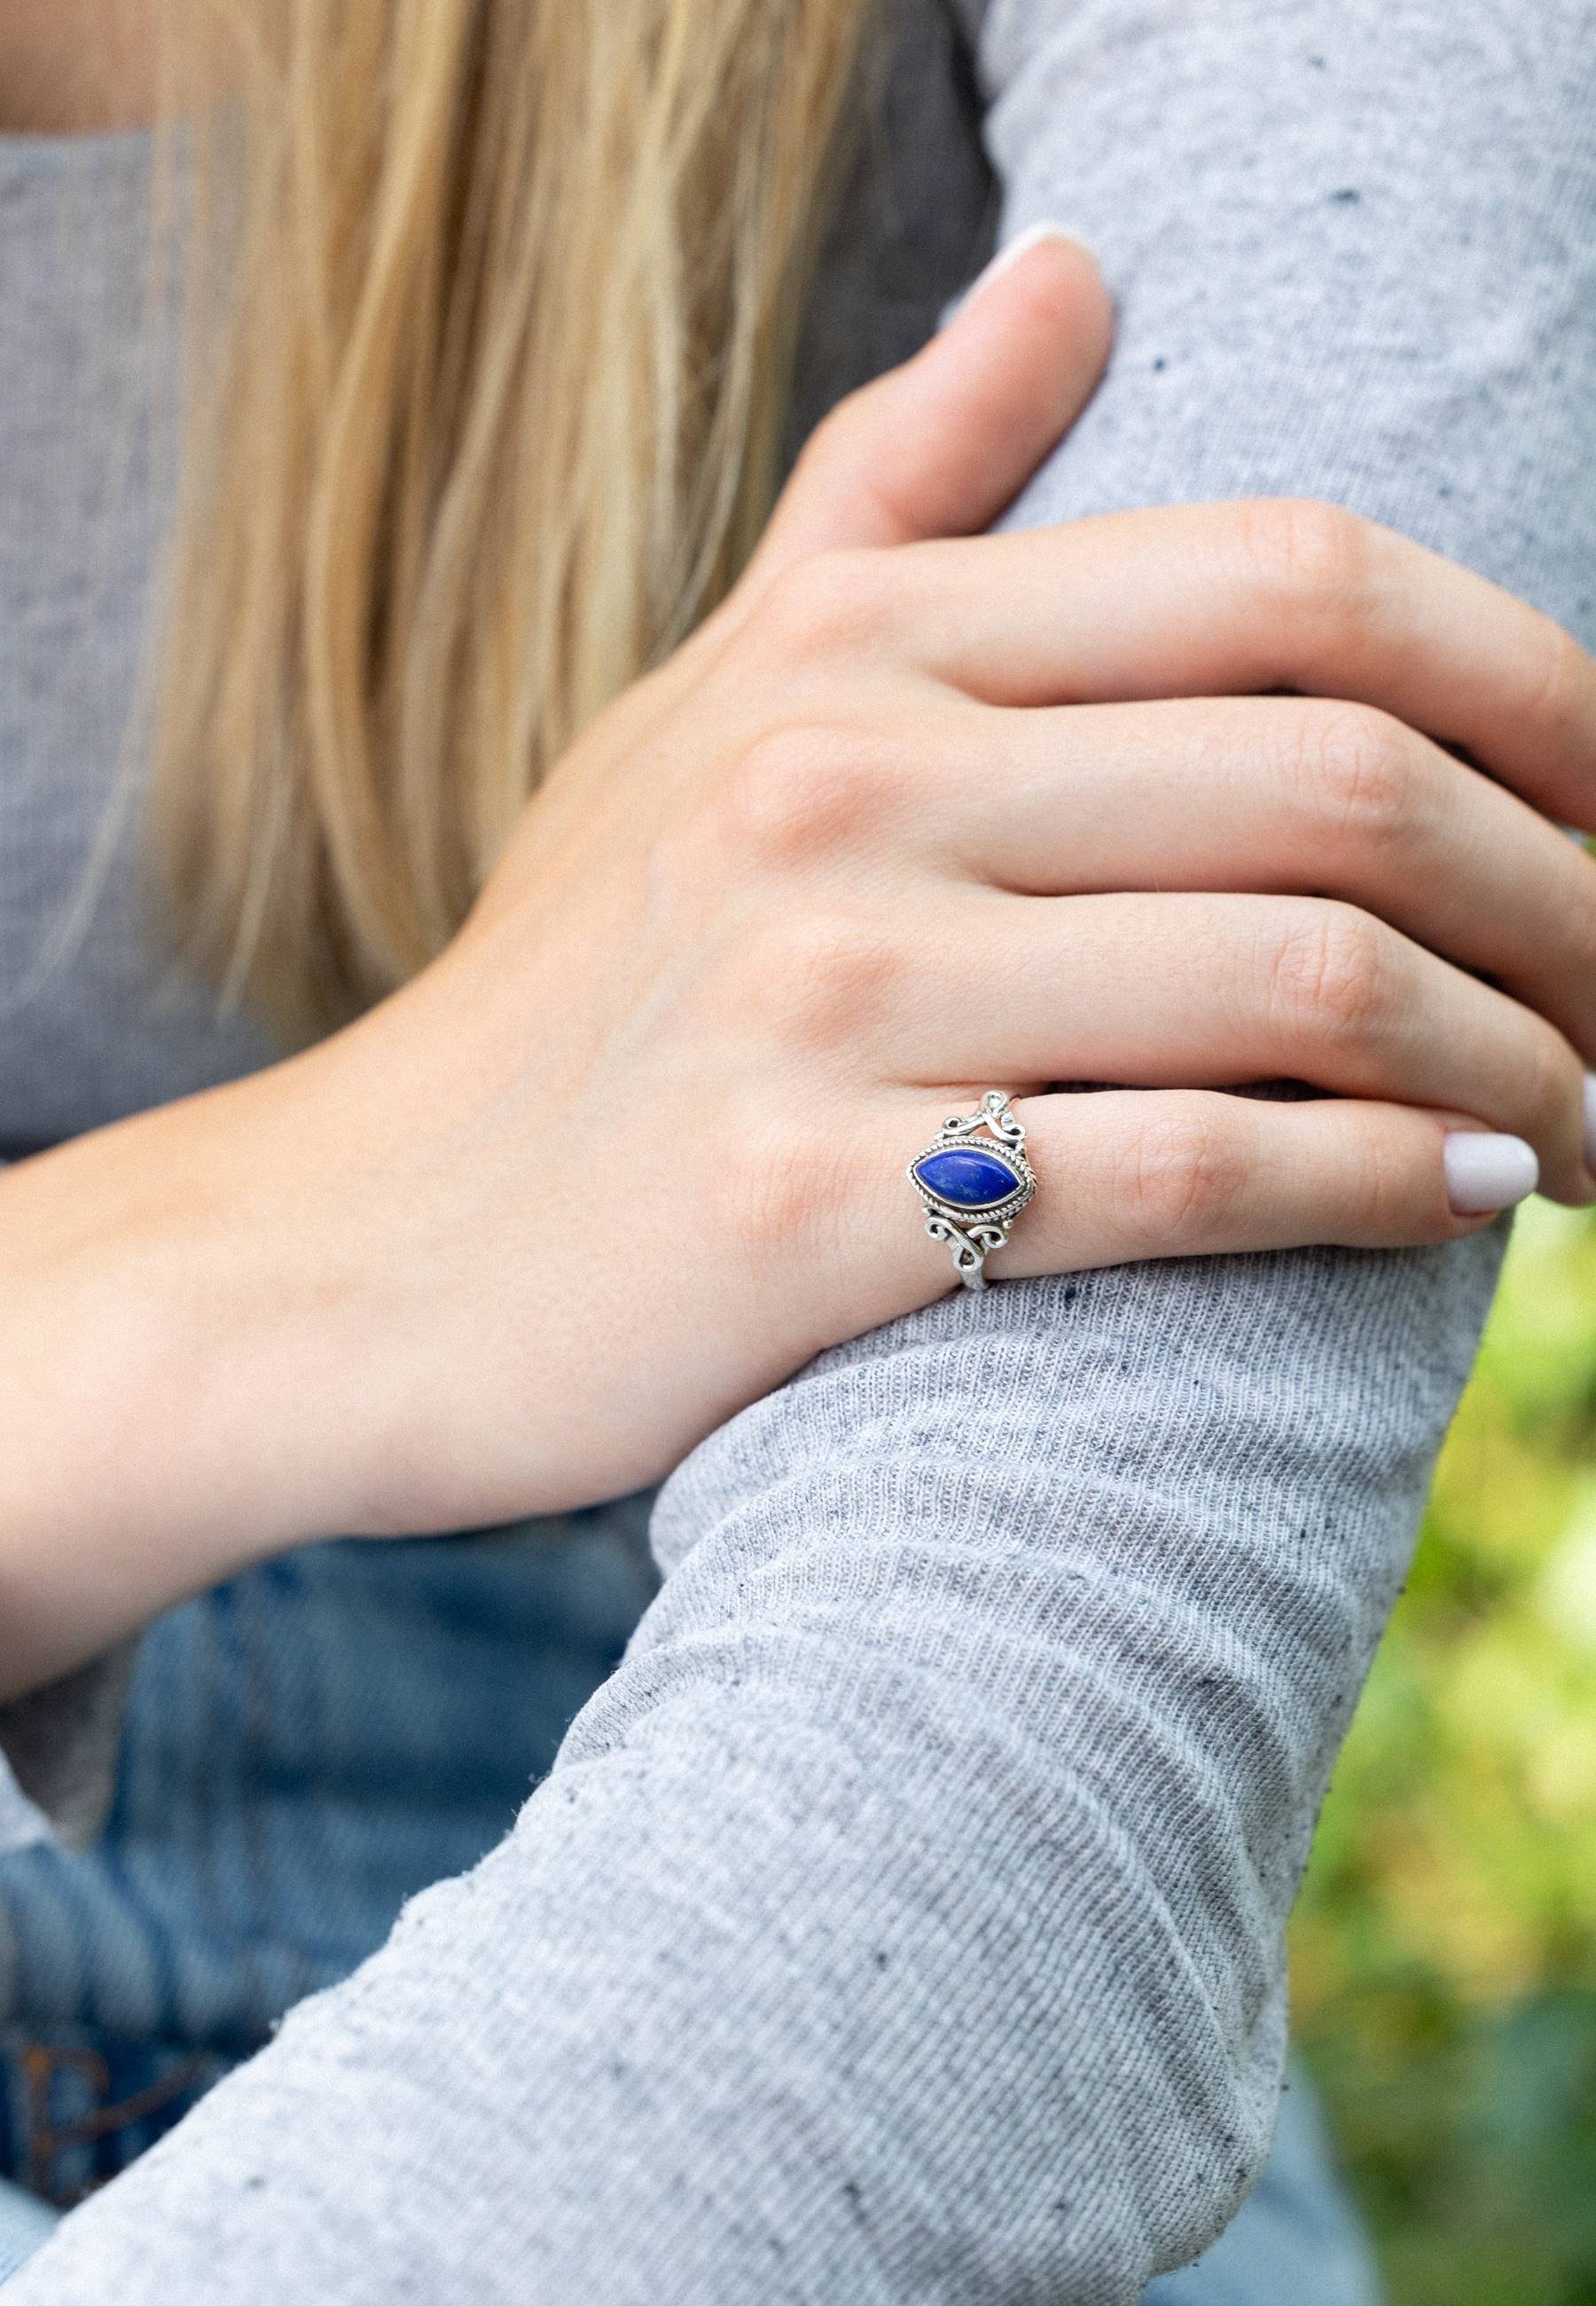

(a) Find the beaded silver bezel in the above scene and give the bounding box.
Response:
[906,1092,1037,1291]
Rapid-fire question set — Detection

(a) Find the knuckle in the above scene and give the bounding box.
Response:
[1291,702,1416,852]
[742,910,902,1049]
[1341,1105,1417,1237]
[1267,902,1392,1043]
[1240,496,1372,631]
[1565,870,1596,988]
[1520,1022,1580,1145]
[715,722,888,867]
[1112,1100,1249,1250]
[751,545,891,663]
[725,1110,853,1267]
[1525,615,1591,757]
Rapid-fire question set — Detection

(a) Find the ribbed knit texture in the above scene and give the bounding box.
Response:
[5,0,1596,2294]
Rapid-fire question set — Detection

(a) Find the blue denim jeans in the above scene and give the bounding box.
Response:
[0,1512,1379,2300]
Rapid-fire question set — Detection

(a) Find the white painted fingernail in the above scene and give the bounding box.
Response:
[965,222,1100,306]
[1443,1132,1538,1215]
[1584,1071,1596,1172]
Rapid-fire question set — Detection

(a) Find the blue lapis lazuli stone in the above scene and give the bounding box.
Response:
[913,1146,1020,1210]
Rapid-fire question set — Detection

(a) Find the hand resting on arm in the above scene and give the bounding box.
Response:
[2,238,1594,1702]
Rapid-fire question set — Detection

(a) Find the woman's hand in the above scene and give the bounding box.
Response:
[7,231,1596,1666]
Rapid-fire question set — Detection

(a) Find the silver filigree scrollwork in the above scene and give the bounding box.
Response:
[907,1090,1037,1293]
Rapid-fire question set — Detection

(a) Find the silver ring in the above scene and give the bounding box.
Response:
[907,1091,1037,1292]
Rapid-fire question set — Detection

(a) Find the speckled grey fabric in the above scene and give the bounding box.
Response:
[4,0,1596,2295]
[0,132,270,1162]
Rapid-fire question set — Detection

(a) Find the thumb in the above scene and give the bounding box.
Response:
[745,224,1114,586]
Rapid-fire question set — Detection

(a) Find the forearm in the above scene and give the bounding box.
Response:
[964,0,1596,608]
[0,1243,1500,2302]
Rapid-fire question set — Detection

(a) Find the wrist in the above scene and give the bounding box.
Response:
[0,1059,372,1695]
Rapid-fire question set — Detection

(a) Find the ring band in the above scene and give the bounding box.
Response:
[907,1091,1037,1291]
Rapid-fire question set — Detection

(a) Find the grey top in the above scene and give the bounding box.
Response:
[0,133,271,1157]
[5,0,1596,2295]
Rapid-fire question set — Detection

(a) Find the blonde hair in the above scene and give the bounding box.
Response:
[152,0,873,1041]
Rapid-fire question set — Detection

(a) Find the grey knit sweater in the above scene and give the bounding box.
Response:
[4,0,1596,2296]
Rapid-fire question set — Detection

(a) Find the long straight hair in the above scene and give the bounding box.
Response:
[150,0,873,1040]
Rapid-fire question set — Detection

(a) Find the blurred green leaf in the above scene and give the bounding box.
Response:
[1291,1202,1596,2303]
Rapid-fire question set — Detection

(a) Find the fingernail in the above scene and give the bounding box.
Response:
[965,221,1100,306]
[1443,1132,1538,1216]
[1584,1071,1596,1173]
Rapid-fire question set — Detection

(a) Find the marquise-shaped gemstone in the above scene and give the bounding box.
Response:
[912,1146,1021,1210]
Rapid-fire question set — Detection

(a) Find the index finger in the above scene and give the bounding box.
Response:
[879,498,1596,829]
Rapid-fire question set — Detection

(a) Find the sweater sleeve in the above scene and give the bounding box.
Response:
[10,2,1596,2298]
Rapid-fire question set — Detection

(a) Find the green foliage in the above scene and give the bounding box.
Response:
[1291,1204,1596,2304]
